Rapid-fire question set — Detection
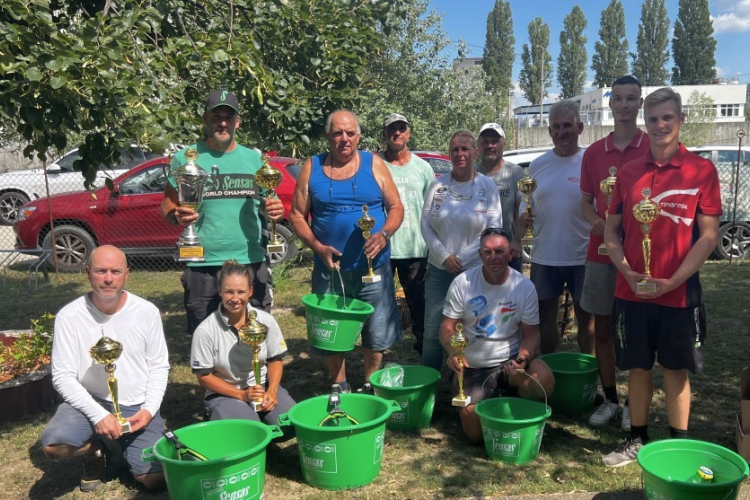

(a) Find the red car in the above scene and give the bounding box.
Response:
[413,151,452,176]
[14,156,301,272]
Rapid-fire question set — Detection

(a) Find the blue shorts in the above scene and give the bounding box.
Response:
[311,263,402,352]
[530,263,586,302]
[40,401,164,476]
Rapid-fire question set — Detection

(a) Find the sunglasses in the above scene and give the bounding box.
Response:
[480,227,509,238]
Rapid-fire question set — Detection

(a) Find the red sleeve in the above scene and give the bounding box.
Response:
[610,176,624,215]
[579,148,595,197]
[698,161,723,216]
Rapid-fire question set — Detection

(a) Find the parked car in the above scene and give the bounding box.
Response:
[688,144,750,259]
[14,156,301,272]
[0,146,155,225]
[502,147,551,168]
[413,151,452,176]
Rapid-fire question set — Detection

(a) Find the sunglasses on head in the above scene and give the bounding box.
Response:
[480,227,509,238]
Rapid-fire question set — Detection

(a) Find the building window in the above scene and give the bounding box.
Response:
[720,104,740,117]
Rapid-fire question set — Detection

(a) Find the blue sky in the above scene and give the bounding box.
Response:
[428,0,749,100]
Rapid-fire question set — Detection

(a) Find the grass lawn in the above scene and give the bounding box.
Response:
[1,258,749,499]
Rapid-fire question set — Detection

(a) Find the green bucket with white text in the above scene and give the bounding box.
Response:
[302,294,374,351]
[369,365,440,430]
[540,352,598,416]
[474,397,551,464]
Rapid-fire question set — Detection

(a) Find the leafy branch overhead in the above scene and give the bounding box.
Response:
[0,0,409,187]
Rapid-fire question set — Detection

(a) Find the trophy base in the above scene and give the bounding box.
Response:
[362,274,381,283]
[178,246,205,263]
[251,400,263,412]
[597,244,609,256]
[636,281,657,293]
[452,395,471,407]
[120,420,132,434]
[267,243,286,254]
[521,237,536,246]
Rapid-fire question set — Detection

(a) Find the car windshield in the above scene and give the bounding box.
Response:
[119,164,168,195]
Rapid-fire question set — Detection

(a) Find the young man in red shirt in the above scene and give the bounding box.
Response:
[602,87,721,466]
[580,76,650,430]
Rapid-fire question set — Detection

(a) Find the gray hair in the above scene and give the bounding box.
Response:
[644,87,682,116]
[324,109,362,135]
[549,100,581,123]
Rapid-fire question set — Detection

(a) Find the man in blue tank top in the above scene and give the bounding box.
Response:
[291,110,404,393]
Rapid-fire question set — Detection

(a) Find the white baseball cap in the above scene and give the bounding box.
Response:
[478,122,505,139]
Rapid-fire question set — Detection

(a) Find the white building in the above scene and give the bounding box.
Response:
[575,83,746,126]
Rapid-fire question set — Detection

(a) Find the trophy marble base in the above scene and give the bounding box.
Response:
[178,245,205,262]
[452,395,471,407]
[636,280,657,293]
[598,244,609,255]
[119,420,132,434]
[362,274,381,283]
[267,243,286,254]
[251,401,263,412]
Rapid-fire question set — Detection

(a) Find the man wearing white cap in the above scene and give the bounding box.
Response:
[476,123,525,272]
[378,113,434,355]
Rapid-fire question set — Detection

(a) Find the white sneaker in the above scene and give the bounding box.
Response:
[588,401,621,427]
[621,405,631,432]
[603,437,643,467]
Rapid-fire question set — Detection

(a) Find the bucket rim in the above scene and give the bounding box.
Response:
[284,393,395,432]
[150,419,276,466]
[474,397,552,424]
[369,365,441,391]
[637,438,750,486]
[301,293,375,315]
[540,352,598,374]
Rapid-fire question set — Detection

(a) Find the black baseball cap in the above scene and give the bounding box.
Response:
[205,90,239,113]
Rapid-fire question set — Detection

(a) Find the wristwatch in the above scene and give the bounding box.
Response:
[380,230,391,242]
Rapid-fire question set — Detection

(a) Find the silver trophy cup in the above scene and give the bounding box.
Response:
[165,148,209,262]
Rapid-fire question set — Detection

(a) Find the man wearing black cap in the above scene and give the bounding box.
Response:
[161,90,284,335]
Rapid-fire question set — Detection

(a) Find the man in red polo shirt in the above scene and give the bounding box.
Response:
[580,76,650,430]
[602,87,721,467]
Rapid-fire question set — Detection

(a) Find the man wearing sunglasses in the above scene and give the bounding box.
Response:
[440,228,555,442]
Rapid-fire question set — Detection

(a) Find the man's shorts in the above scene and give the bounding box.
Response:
[311,263,402,352]
[40,401,164,476]
[580,261,617,315]
[613,299,706,374]
[451,362,518,405]
[530,263,586,302]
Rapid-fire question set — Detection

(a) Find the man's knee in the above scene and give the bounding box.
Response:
[134,472,166,491]
[458,406,483,444]
[42,443,82,460]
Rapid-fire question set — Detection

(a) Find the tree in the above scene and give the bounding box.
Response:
[519,18,553,106]
[631,0,670,86]
[482,0,515,98]
[591,0,629,88]
[672,0,717,85]
[557,6,588,99]
[680,91,716,146]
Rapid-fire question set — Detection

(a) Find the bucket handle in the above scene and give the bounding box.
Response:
[267,425,284,440]
[277,413,290,427]
[332,265,347,307]
[142,447,155,462]
[479,363,548,409]
[388,400,401,414]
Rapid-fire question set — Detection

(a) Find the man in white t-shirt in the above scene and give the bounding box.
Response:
[40,245,169,492]
[516,100,594,356]
[440,228,555,443]
[378,113,434,355]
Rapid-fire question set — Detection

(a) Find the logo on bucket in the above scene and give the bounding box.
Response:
[298,439,338,474]
[373,430,385,464]
[582,381,596,405]
[200,464,261,500]
[483,428,521,457]
[389,402,409,424]
[643,484,678,500]
[308,314,339,344]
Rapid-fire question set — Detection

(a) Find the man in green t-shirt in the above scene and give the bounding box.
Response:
[378,113,434,354]
[160,90,284,335]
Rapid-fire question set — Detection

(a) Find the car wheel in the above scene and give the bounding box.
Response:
[0,191,30,225]
[42,225,96,273]
[714,222,750,260]
[268,224,298,267]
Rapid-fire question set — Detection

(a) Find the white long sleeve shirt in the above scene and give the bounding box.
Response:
[51,292,170,425]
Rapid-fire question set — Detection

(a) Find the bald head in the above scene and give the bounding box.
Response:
[87,245,130,308]
[88,245,127,269]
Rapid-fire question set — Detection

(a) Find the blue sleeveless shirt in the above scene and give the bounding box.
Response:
[309,151,389,271]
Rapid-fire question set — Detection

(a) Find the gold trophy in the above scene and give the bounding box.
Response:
[238,309,269,412]
[451,322,471,407]
[633,187,661,293]
[358,205,381,283]
[89,333,131,433]
[517,169,538,245]
[255,154,286,254]
[598,166,618,255]
[165,148,209,262]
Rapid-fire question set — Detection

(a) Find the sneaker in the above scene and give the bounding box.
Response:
[80,442,107,492]
[621,405,631,432]
[331,382,351,394]
[357,383,374,395]
[603,437,643,467]
[588,401,621,427]
[594,389,605,407]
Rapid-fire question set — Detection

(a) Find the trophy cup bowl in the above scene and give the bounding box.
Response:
[451,322,471,407]
[633,188,661,293]
[598,166,618,255]
[255,154,286,254]
[89,335,131,433]
[166,148,209,262]
[238,309,269,412]
[517,171,538,245]
[358,205,381,283]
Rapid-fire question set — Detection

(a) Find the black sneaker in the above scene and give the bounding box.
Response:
[603,437,644,467]
[357,383,374,395]
[80,442,107,492]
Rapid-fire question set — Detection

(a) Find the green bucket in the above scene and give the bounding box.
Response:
[142,419,283,500]
[638,439,750,500]
[370,365,440,430]
[540,352,598,416]
[474,397,552,464]
[278,393,398,490]
[302,294,375,352]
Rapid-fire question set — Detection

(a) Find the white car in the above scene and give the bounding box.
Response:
[502,147,551,168]
[0,146,153,225]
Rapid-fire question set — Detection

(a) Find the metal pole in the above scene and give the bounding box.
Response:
[729,129,745,265]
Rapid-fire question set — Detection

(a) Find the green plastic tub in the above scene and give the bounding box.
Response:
[278,393,398,490]
[142,419,282,500]
[474,397,552,464]
[638,439,750,500]
[540,352,598,416]
[370,365,440,430]
[302,294,374,352]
